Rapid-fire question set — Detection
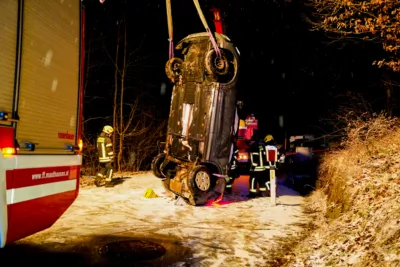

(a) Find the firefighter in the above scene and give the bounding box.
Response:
[226,130,241,193]
[226,148,239,193]
[95,125,114,187]
[247,134,277,198]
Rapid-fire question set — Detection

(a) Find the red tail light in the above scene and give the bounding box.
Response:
[0,126,16,157]
[238,152,249,160]
[2,147,16,157]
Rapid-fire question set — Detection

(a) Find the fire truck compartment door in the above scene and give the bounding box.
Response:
[0,0,18,114]
[17,0,80,154]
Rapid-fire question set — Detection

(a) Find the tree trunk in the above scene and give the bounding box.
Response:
[113,25,120,171]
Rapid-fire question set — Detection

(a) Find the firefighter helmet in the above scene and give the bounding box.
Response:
[264,134,274,143]
[103,125,114,134]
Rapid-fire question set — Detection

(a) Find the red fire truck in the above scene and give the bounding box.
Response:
[0,0,84,247]
[236,115,258,171]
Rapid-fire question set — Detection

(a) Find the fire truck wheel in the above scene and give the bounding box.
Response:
[205,48,233,78]
[188,165,212,194]
[151,153,166,179]
[165,57,183,83]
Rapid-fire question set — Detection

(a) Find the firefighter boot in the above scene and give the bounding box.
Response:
[260,181,271,197]
[246,192,259,198]
[95,174,104,187]
[225,179,234,194]
[259,188,271,197]
[104,168,114,187]
[225,186,232,194]
[247,176,259,198]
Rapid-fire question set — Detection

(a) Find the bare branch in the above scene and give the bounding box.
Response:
[306,0,400,71]
[83,116,112,124]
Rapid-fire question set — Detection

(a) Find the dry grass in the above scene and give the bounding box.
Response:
[282,114,400,266]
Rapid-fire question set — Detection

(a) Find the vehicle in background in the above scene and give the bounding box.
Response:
[283,134,328,194]
[284,134,328,158]
[235,114,258,172]
[0,0,84,247]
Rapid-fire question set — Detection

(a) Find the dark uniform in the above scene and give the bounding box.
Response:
[95,127,114,187]
[226,148,240,193]
[247,134,278,198]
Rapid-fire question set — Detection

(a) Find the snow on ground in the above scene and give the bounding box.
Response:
[12,172,307,266]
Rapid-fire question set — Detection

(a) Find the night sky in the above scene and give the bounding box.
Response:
[82,0,400,142]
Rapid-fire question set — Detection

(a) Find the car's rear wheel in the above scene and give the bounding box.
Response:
[205,48,237,83]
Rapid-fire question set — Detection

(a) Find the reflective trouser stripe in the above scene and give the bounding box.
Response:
[250,178,257,192]
[105,169,113,182]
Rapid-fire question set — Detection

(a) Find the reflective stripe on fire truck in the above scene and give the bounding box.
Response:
[6,180,77,205]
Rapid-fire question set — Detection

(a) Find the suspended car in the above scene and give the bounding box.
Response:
[151,32,240,205]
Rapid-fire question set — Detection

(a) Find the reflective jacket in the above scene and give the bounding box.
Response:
[250,140,278,171]
[97,132,113,163]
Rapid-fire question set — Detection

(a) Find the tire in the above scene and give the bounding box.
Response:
[165,57,183,83]
[151,153,166,179]
[205,48,237,82]
[188,165,212,195]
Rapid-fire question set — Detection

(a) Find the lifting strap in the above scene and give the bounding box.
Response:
[192,0,221,57]
[166,0,222,59]
[166,0,174,59]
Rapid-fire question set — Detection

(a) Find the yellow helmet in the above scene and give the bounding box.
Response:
[264,134,274,143]
[103,125,114,134]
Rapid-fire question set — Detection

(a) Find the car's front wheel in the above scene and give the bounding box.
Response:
[165,57,183,83]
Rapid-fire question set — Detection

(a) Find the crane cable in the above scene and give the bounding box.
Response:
[166,0,174,59]
[192,0,221,57]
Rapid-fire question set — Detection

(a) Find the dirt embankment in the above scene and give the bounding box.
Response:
[281,115,400,267]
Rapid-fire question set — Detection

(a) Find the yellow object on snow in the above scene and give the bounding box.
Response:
[144,188,159,198]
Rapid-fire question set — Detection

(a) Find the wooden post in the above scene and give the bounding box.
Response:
[270,166,276,206]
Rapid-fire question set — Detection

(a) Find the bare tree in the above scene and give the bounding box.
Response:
[105,16,159,172]
[125,120,167,171]
[306,0,400,71]
[304,0,400,115]
[81,30,110,175]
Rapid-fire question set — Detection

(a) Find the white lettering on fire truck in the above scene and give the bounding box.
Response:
[32,171,70,180]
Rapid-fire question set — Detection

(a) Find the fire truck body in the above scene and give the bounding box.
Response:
[236,116,258,171]
[0,0,84,247]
